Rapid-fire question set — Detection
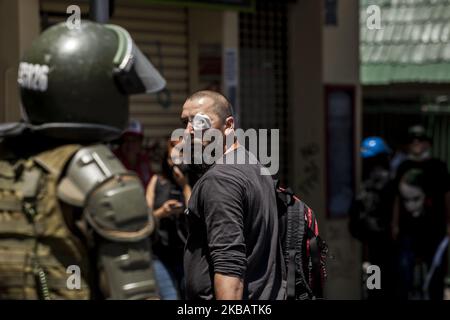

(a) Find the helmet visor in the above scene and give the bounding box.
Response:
[108,24,166,94]
[130,43,166,94]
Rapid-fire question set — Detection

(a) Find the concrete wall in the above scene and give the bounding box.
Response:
[0,0,40,123]
[187,8,223,93]
[289,0,362,299]
[221,11,239,125]
[322,0,362,300]
[187,9,239,121]
[288,0,325,225]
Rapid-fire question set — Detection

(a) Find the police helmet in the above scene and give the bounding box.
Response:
[17,21,165,141]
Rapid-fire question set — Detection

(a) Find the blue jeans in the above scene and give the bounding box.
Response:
[153,258,179,300]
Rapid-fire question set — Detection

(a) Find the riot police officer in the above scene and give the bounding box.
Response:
[0,20,165,299]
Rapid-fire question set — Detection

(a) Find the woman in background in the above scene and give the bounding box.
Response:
[146,139,191,299]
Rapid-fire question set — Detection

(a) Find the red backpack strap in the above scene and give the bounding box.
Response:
[304,204,327,299]
[286,199,314,300]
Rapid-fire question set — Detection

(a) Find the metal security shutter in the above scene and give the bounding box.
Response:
[40,0,188,144]
[239,1,289,183]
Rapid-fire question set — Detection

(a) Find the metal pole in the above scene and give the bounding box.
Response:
[90,0,109,23]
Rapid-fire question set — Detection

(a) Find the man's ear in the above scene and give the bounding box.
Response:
[224,116,235,135]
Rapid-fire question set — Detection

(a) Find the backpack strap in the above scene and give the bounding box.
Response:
[275,182,295,207]
[306,207,327,299]
[285,202,299,299]
[286,199,312,300]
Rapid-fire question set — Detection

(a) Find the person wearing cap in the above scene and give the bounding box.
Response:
[114,119,154,188]
[391,125,450,299]
[349,137,395,299]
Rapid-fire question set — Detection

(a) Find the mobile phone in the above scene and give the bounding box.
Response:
[169,189,183,203]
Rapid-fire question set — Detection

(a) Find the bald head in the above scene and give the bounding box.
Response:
[186,90,233,124]
[180,90,238,155]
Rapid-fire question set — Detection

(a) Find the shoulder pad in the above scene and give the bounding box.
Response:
[57,144,154,242]
[57,144,128,206]
[85,175,154,242]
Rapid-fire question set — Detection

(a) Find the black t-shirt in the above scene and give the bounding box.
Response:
[184,147,286,300]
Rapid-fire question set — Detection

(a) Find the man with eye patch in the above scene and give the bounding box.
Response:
[178,90,285,300]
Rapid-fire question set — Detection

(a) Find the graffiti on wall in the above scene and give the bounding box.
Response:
[297,142,320,196]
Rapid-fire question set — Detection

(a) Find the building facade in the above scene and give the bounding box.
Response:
[0,0,363,299]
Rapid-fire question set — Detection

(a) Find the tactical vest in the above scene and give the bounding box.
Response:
[0,144,91,299]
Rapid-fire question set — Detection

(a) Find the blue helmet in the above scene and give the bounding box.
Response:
[360,137,391,158]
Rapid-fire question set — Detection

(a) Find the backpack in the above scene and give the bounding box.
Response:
[275,181,328,300]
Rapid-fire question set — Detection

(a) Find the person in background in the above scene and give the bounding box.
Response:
[395,169,438,299]
[392,125,450,299]
[146,138,192,299]
[113,119,153,188]
[349,137,395,299]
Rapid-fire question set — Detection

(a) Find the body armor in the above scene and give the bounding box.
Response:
[0,142,158,299]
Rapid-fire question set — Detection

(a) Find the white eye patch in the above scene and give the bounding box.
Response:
[192,113,212,131]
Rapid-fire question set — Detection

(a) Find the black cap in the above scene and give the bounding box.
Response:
[408,125,431,142]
